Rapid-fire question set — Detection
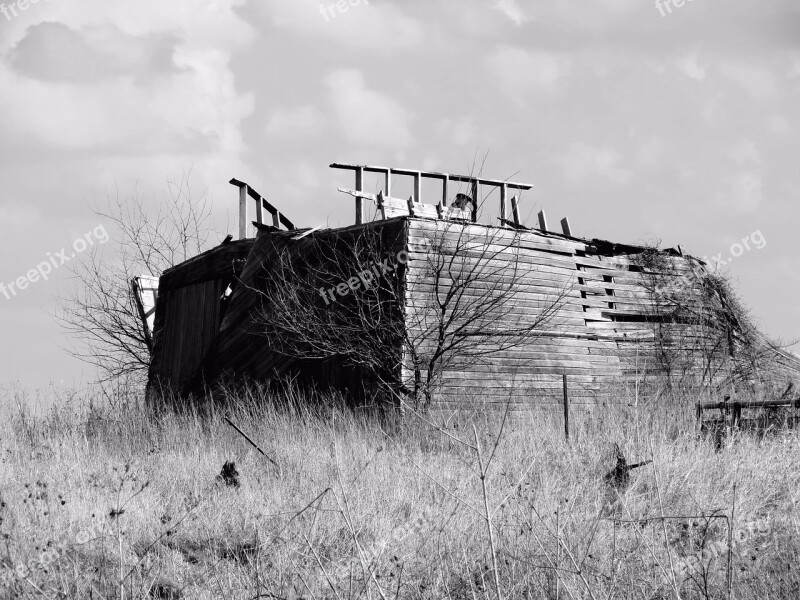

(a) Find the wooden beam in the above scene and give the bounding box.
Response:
[377,190,386,220]
[413,171,421,204]
[230,178,296,230]
[500,184,508,225]
[256,195,264,226]
[238,184,248,239]
[471,179,479,223]
[407,195,416,217]
[329,164,534,190]
[511,195,520,227]
[355,166,364,225]
[385,169,392,197]
[563,374,570,441]
[560,217,572,237]
[272,210,281,228]
[538,210,548,232]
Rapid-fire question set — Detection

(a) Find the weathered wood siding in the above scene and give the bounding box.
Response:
[403,218,800,407]
[147,216,800,405]
[148,240,254,393]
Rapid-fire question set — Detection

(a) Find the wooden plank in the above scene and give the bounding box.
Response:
[238,184,248,240]
[355,167,364,225]
[538,210,548,232]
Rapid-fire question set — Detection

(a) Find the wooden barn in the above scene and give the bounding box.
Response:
[142,163,800,408]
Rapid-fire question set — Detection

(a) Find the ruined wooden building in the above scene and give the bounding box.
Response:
[140,164,800,407]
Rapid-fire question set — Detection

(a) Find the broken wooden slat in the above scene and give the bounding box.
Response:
[511,195,521,227]
[538,210,548,233]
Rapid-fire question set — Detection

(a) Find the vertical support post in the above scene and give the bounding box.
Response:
[563,374,570,441]
[471,179,479,223]
[385,169,392,197]
[500,184,508,225]
[272,210,281,229]
[256,194,264,226]
[538,210,548,232]
[377,190,386,220]
[406,196,416,217]
[354,166,364,225]
[413,171,422,205]
[511,195,520,227]
[238,184,248,240]
[560,217,572,237]
[437,175,448,220]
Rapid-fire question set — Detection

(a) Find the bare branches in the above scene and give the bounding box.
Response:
[250,215,570,409]
[57,170,214,383]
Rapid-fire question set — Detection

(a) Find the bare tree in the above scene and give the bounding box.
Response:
[251,213,570,410]
[58,170,214,383]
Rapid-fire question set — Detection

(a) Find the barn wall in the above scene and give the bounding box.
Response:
[147,240,254,393]
[208,218,409,398]
[403,218,799,408]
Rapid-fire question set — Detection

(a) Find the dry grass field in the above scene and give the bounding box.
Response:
[1,383,799,599]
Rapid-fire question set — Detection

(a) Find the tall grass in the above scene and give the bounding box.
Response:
[0,382,798,599]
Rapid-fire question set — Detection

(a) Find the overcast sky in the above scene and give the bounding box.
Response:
[0,0,798,389]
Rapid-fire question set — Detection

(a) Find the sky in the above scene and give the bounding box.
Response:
[0,0,798,390]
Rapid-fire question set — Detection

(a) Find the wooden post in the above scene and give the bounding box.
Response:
[471,179,479,223]
[413,171,422,204]
[407,195,416,217]
[563,374,570,441]
[500,184,508,225]
[355,166,364,225]
[511,195,520,227]
[255,194,264,226]
[538,210,548,233]
[272,210,281,228]
[377,190,386,220]
[385,169,392,197]
[238,184,248,240]
[560,217,572,237]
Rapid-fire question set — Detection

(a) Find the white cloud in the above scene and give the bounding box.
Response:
[0,203,41,226]
[637,137,663,167]
[325,69,414,148]
[719,63,779,99]
[769,115,790,134]
[728,139,761,165]
[487,46,571,103]
[557,142,633,185]
[0,0,255,205]
[435,117,477,146]
[266,106,325,140]
[679,54,706,82]
[493,0,530,25]
[259,0,422,50]
[717,172,764,213]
